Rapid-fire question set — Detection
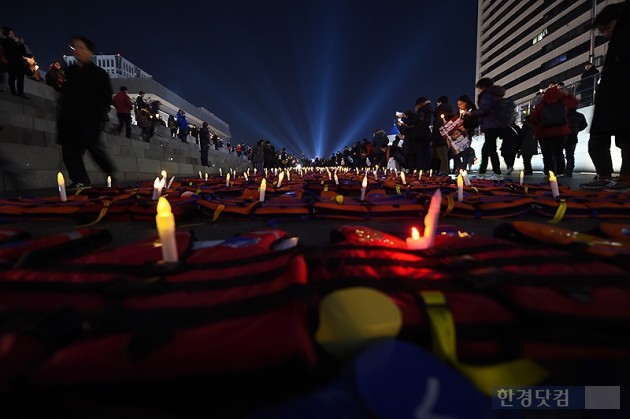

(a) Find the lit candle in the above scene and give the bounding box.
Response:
[259,178,266,202]
[152,176,162,201]
[286,170,291,181]
[549,171,560,198]
[440,113,447,124]
[423,188,442,249]
[400,171,406,185]
[326,168,331,180]
[107,175,112,188]
[57,172,67,202]
[277,171,285,188]
[247,168,250,176]
[155,196,178,263]
[457,174,464,202]
[244,171,249,182]
[167,176,175,189]
[429,169,433,178]
[254,168,257,175]
[161,170,167,180]
[418,170,423,180]
[198,170,202,179]
[406,226,427,249]
[334,171,339,185]
[373,169,377,179]
[225,173,230,188]
[360,175,368,201]
[520,170,524,186]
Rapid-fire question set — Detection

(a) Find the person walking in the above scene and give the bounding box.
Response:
[57,36,116,189]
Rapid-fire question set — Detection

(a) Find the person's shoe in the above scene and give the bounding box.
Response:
[603,180,630,192]
[505,167,513,175]
[579,179,611,191]
[20,94,30,100]
[68,182,92,190]
[565,171,573,178]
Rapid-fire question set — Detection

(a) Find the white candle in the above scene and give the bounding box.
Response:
[360,175,368,201]
[423,188,442,249]
[219,168,222,177]
[259,178,266,202]
[198,170,202,179]
[107,175,112,188]
[155,196,178,262]
[161,170,167,180]
[152,176,162,201]
[400,171,406,185]
[286,170,291,181]
[418,170,423,180]
[520,170,524,186]
[429,169,433,178]
[225,173,230,188]
[244,171,249,182]
[334,172,339,185]
[277,171,284,188]
[57,172,67,202]
[254,168,257,175]
[406,227,427,249]
[167,176,175,189]
[457,174,464,202]
[462,170,471,186]
[204,173,208,182]
[549,171,560,198]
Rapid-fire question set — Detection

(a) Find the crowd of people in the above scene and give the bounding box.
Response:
[1,1,628,192]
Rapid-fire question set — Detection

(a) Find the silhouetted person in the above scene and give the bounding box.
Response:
[57,36,116,189]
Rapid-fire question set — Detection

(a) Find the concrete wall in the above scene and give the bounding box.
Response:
[0,78,249,192]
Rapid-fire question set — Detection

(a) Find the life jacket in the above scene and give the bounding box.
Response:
[0,229,316,393]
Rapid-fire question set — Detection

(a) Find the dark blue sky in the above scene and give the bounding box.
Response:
[5,1,478,158]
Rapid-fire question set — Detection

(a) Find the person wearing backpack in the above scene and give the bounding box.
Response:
[529,82,578,177]
[467,77,506,177]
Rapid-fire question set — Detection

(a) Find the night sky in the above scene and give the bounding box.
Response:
[4,1,478,159]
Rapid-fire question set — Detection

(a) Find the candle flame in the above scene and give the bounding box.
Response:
[548,171,556,182]
[411,227,420,240]
[361,175,368,188]
[57,172,64,185]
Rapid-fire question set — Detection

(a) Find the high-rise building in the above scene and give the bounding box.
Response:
[475,0,614,105]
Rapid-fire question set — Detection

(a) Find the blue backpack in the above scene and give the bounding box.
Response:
[495,97,516,127]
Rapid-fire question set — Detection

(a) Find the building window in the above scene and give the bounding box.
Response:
[532,28,548,45]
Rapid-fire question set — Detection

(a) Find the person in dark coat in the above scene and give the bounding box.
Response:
[371,128,389,168]
[414,97,433,171]
[199,122,210,166]
[0,27,28,98]
[581,1,630,191]
[519,116,537,176]
[468,78,505,176]
[431,96,454,175]
[57,36,116,189]
[565,109,588,177]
